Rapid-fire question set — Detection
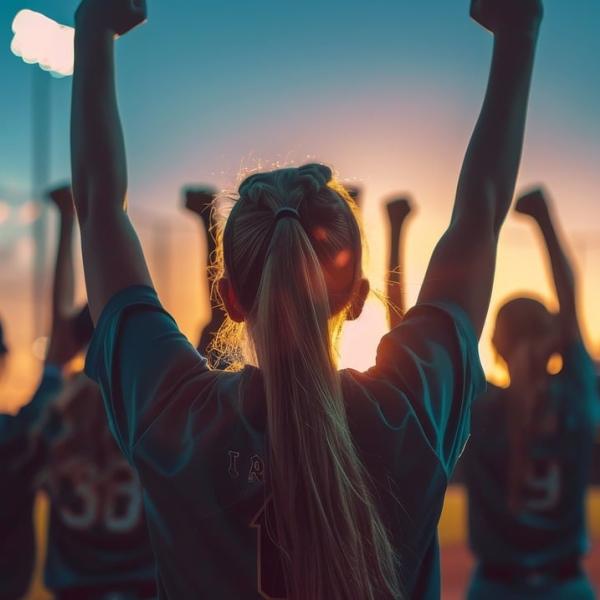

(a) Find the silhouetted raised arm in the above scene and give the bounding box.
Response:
[418,0,543,337]
[385,197,412,329]
[45,186,79,367]
[183,186,228,356]
[515,188,580,340]
[71,1,152,323]
[344,184,363,212]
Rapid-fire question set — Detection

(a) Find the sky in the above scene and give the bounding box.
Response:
[1,0,599,408]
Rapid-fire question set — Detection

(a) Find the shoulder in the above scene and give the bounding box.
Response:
[340,367,415,430]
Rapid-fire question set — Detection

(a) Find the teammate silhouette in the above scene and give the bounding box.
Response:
[182,186,230,364]
[0,186,155,600]
[464,188,599,600]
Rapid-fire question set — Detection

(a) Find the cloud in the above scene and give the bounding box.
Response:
[10,10,74,78]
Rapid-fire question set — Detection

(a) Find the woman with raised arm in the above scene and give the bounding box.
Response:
[182,185,230,363]
[71,0,543,598]
[0,186,156,600]
[463,188,599,600]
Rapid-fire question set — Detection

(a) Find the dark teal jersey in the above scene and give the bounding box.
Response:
[86,286,485,600]
[0,368,155,596]
[464,341,599,570]
[0,365,62,599]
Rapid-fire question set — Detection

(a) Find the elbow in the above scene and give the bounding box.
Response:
[74,180,127,230]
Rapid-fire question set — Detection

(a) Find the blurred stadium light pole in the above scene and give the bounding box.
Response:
[31,68,51,340]
[11,9,74,342]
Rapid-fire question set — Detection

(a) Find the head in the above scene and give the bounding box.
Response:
[492,297,561,513]
[492,296,560,381]
[218,164,369,333]
[215,164,400,600]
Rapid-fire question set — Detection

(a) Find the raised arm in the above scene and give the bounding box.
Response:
[71,0,152,324]
[344,184,363,212]
[385,197,413,329]
[45,186,79,367]
[417,0,543,337]
[515,188,580,340]
[183,186,228,356]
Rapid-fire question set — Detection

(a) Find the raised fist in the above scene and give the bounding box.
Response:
[183,186,218,223]
[47,185,75,216]
[471,0,543,36]
[75,0,147,37]
[344,185,363,210]
[386,197,413,226]
[515,188,549,221]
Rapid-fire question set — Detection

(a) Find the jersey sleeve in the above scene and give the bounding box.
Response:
[365,301,486,475]
[85,285,209,462]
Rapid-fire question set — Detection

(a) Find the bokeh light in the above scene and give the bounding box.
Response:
[0,201,10,225]
[32,336,48,361]
[18,200,41,225]
[10,9,74,78]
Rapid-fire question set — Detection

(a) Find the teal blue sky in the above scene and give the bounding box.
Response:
[1,1,598,213]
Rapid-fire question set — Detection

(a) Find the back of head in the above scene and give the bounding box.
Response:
[492,296,556,366]
[220,164,401,599]
[492,296,558,513]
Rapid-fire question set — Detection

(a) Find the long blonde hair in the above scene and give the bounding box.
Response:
[216,164,401,600]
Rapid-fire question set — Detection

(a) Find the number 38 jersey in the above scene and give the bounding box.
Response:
[464,340,600,569]
[0,368,155,595]
[41,374,155,592]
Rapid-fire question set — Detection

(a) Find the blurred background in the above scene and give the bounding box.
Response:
[1,1,599,598]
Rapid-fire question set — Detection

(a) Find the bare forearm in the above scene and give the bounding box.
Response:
[417,30,540,335]
[387,220,408,328]
[52,212,75,320]
[71,27,127,221]
[454,32,538,234]
[536,210,577,321]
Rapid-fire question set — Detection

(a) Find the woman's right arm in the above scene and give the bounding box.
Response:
[417,0,544,338]
[71,0,153,325]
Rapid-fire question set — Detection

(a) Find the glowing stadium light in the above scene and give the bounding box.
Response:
[10,10,74,78]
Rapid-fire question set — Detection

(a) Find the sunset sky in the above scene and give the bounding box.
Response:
[1,0,599,409]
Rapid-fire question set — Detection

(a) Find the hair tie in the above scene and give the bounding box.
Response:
[274,206,301,223]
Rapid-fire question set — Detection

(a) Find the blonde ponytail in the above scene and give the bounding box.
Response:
[221,165,402,599]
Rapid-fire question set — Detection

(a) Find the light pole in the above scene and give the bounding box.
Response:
[31,68,51,339]
[10,9,74,341]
